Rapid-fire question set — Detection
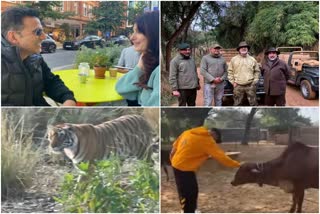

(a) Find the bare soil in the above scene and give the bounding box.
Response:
[1,160,71,213]
[171,68,319,106]
[161,143,319,213]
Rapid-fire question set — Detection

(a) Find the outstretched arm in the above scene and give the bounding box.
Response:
[206,139,240,168]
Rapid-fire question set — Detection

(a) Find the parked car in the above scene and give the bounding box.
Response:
[106,35,130,46]
[286,51,318,99]
[41,35,56,53]
[223,75,266,105]
[63,35,105,50]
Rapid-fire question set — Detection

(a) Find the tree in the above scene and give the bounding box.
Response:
[260,108,311,133]
[60,23,71,40]
[245,1,319,52]
[127,1,148,28]
[161,1,203,73]
[205,108,256,129]
[241,108,258,145]
[214,1,258,49]
[23,1,73,21]
[161,108,211,143]
[86,2,126,35]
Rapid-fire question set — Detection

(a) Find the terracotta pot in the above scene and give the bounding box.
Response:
[109,68,118,78]
[94,66,107,79]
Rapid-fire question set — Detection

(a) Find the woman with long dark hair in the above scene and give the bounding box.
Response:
[116,10,159,106]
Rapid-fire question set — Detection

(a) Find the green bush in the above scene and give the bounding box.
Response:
[1,116,41,199]
[55,157,159,213]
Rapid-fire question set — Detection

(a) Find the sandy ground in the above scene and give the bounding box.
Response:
[161,143,319,213]
[192,68,319,106]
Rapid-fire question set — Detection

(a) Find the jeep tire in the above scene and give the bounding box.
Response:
[300,80,316,99]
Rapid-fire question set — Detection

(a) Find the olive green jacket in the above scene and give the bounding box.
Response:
[169,54,199,90]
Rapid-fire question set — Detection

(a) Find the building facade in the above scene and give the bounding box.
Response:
[1,1,159,41]
[44,1,99,41]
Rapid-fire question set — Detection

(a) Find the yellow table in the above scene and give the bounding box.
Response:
[54,69,124,105]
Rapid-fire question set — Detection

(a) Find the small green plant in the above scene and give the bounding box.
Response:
[75,45,125,69]
[1,116,41,199]
[55,156,159,213]
[93,50,109,67]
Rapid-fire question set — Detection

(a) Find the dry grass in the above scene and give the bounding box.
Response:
[143,108,160,134]
[1,116,41,199]
[161,70,176,106]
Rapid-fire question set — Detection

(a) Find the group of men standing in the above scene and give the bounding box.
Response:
[169,41,290,106]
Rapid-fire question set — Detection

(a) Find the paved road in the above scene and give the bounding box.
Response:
[41,49,77,71]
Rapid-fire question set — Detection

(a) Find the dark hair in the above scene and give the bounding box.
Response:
[1,7,40,38]
[134,10,159,89]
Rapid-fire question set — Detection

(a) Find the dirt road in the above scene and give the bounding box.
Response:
[194,68,318,106]
[285,84,319,106]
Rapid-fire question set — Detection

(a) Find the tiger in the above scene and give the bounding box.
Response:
[47,114,156,164]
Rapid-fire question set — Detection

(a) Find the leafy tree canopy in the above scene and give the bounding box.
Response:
[245,1,319,52]
[86,1,126,34]
[260,108,311,132]
[23,1,74,21]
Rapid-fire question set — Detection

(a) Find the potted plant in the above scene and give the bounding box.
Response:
[92,50,109,79]
[74,45,125,79]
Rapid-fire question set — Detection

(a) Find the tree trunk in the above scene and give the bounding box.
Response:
[241,108,258,145]
[183,20,192,42]
[164,1,203,74]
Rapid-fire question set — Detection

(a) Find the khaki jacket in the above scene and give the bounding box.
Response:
[228,54,260,85]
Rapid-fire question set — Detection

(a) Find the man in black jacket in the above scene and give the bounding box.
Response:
[1,7,76,106]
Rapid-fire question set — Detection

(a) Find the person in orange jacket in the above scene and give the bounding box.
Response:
[170,126,240,213]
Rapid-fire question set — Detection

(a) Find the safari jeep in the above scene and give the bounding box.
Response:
[278,47,319,99]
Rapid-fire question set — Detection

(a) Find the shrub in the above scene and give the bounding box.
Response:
[161,72,176,106]
[1,116,41,199]
[55,157,159,213]
[75,45,125,69]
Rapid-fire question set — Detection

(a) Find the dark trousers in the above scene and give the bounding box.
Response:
[265,94,286,106]
[126,99,141,106]
[178,89,197,106]
[173,167,198,213]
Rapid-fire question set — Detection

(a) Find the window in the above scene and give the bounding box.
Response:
[88,5,93,18]
[83,3,88,17]
[74,2,78,15]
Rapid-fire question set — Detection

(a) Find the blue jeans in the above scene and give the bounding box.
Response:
[203,83,224,106]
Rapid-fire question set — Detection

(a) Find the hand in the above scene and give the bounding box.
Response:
[137,53,144,70]
[217,77,223,83]
[233,82,237,88]
[62,100,77,106]
[172,90,180,97]
[214,77,223,84]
